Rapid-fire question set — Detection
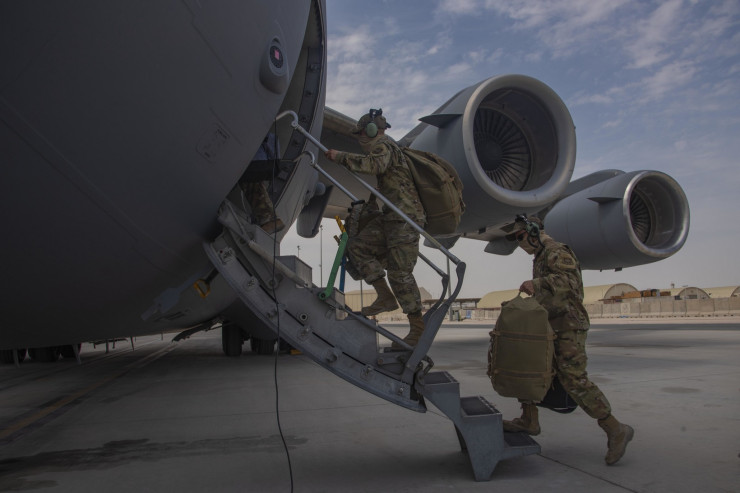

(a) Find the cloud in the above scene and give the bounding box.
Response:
[437,0,631,59]
[436,0,480,15]
[572,93,613,105]
[639,60,698,101]
[623,0,684,69]
[327,25,375,62]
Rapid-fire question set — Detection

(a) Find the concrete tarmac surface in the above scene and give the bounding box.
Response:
[1,319,738,492]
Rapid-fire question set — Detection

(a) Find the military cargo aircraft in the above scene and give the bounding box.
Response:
[1,1,688,363]
[0,1,690,479]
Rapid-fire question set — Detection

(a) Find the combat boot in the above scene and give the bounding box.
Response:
[598,415,634,465]
[361,278,398,316]
[503,403,541,435]
[392,311,425,348]
[402,311,425,346]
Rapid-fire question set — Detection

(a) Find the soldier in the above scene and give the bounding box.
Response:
[503,215,634,465]
[241,133,284,234]
[325,109,426,347]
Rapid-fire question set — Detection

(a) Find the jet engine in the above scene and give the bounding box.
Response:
[406,74,576,236]
[544,170,690,270]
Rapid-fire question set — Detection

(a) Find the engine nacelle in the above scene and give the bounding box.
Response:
[407,74,576,234]
[544,170,690,270]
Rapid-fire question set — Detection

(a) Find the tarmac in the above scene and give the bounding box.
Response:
[1,319,738,492]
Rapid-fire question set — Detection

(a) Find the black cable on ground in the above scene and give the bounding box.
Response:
[267,121,294,493]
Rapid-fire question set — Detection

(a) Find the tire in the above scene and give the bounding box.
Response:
[251,337,276,355]
[222,325,243,357]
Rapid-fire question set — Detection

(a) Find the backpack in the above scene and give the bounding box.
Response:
[537,376,578,413]
[487,294,556,402]
[400,147,465,235]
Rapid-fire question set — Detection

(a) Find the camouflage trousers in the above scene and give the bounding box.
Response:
[346,215,422,314]
[242,181,276,225]
[550,315,612,420]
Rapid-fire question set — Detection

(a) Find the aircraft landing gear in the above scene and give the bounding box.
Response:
[222,324,244,357]
[250,337,276,355]
[218,320,276,357]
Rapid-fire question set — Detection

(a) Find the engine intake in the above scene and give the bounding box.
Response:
[544,170,690,270]
[407,75,576,233]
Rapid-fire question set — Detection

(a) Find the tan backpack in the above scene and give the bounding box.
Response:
[401,148,465,235]
[487,294,556,402]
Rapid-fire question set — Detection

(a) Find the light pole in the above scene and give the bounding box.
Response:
[448,257,454,321]
[319,224,323,286]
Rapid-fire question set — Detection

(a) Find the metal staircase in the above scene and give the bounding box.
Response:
[418,371,540,480]
[204,200,540,481]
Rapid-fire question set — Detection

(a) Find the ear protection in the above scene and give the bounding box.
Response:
[515,213,541,238]
[365,108,382,138]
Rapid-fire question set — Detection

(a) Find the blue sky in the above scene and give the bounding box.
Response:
[283,0,740,298]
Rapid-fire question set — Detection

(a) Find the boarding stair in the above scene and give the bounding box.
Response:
[203,112,540,481]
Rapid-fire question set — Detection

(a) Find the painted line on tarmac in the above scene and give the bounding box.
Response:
[0,344,177,443]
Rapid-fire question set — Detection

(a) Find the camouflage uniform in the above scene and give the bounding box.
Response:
[243,181,275,226]
[335,136,426,314]
[531,234,611,420]
[242,133,279,227]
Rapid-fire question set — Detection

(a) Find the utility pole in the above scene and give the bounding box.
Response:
[447,257,454,321]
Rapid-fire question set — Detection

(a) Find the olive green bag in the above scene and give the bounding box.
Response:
[487,294,556,402]
[400,148,465,235]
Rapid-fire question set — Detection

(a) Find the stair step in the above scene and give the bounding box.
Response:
[502,431,541,459]
[504,431,538,447]
[460,396,499,417]
[424,371,457,385]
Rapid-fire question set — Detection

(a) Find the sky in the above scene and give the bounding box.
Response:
[282,0,740,299]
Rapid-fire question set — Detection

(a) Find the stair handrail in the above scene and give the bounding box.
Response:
[279,111,466,378]
[277,111,461,266]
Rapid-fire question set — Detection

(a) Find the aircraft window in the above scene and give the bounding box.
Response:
[270,46,284,68]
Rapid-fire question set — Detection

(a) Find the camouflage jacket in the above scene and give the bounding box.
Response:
[531,235,590,329]
[335,136,425,223]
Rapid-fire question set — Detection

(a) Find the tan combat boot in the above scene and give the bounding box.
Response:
[598,415,634,465]
[361,278,398,316]
[391,311,425,349]
[503,403,541,435]
[402,311,425,346]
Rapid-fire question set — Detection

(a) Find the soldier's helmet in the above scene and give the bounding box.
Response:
[352,108,391,135]
[504,215,544,241]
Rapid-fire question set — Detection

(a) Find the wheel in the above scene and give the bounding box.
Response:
[222,325,243,357]
[60,344,81,359]
[28,346,60,362]
[250,337,276,355]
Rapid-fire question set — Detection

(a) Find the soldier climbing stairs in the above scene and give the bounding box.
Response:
[204,195,540,481]
[202,110,540,480]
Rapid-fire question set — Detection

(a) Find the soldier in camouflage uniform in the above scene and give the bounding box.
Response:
[503,215,634,465]
[241,133,284,234]
[325,109,427,347]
